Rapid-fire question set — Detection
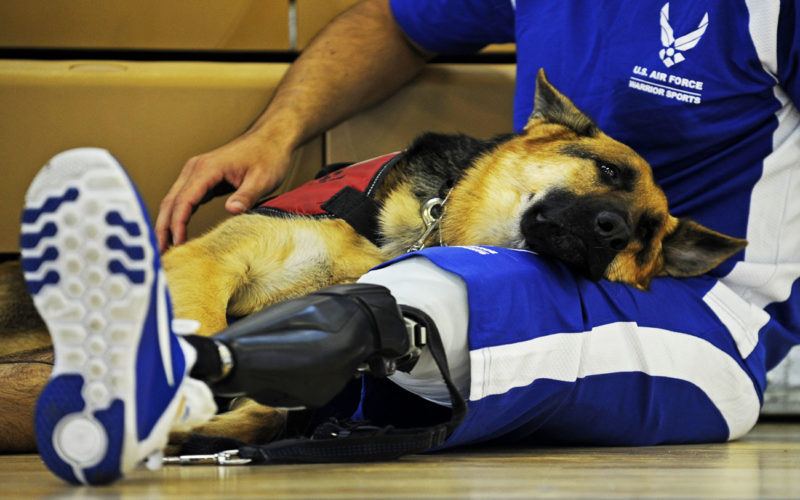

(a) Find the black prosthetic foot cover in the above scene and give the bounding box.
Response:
[210,283,410,409]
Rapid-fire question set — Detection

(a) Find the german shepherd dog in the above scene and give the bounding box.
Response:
[2,70,745,447]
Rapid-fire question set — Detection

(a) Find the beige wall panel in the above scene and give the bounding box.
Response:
[326,64,515,163]
[0,1,289,50]
[0,60,323,253]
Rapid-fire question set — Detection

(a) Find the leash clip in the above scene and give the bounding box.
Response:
[162,449,252,466]
[406,197,443,252]
[421,197,443,227]
[406,189,452,253]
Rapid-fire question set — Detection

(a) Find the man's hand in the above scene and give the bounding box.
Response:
[155,135,291,252]
[155,0,430,252]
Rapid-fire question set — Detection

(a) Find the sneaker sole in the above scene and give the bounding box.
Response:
[21,148,181,485]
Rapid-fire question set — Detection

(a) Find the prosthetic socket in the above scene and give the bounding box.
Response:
[208,284,426,409]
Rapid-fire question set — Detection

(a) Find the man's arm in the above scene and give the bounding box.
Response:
[156,0,434,251]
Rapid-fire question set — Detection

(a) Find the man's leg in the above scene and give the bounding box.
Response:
[177,281,429,411]
[353,246,768,449]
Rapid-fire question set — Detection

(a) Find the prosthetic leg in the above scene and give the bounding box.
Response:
[186,283,427,409]
[179,283,465,463]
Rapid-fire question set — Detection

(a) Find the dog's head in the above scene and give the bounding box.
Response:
[448,69,746,289]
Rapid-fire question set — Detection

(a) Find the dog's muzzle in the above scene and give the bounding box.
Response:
[520,189,632,281]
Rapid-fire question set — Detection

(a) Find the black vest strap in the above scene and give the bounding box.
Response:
[321,186,382,247]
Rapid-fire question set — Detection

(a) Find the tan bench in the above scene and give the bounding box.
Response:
[0,60,322,251]
[1,60,514,252]
[326,63,515,162]
[0,0,289,50]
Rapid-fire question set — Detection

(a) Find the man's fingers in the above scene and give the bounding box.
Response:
[225,170,272,214]
[156,177,189,252]
[155,218,171,253]
[168,172,227,246]
[225,198,248,214]
[168,201,193,247]
[155,158,202,251]
[157,156,227,250]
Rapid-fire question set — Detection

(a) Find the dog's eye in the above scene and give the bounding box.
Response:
[598,163,619,181]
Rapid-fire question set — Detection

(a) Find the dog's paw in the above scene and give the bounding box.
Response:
[167,398,287,455]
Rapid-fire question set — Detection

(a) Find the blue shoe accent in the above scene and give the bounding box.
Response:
[108,259,146,284]
[106,211,142,237]
[20,221,57,249]
[23,148,188,486]
[22,246,59,272]
[22,187,79,224]
[21,246,61,294]
[83,400,125,485]
[34,375,85,485]
[136,273,186,441]
[24,270,61,295]
[106,235,145,260]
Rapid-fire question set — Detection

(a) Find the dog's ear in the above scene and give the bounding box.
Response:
[661,218,747,278]
[527,68,599,137]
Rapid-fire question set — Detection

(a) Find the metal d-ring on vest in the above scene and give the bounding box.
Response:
[406,188,453,253]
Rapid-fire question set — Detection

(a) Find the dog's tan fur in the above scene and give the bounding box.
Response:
[163,217,386,334]
[2,70,746,450]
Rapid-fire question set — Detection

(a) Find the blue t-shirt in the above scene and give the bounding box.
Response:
[390,0,800,370]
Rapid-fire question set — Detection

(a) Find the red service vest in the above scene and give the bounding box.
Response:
[254,152,402,245]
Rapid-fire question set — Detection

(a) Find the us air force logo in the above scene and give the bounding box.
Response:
[627,2,708,105]
[659,2,709,67]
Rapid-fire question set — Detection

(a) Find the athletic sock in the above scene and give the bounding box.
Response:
[182,335,226,382]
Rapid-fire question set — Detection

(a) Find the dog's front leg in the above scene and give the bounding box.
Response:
[163,215,386,336]
[162,240,243,336]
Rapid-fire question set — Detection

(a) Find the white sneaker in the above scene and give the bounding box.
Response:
[21,148,200,484]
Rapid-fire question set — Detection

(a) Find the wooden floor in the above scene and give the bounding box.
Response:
[2,421,800,499]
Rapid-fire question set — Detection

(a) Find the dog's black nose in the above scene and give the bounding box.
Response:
[594,211,631,251]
